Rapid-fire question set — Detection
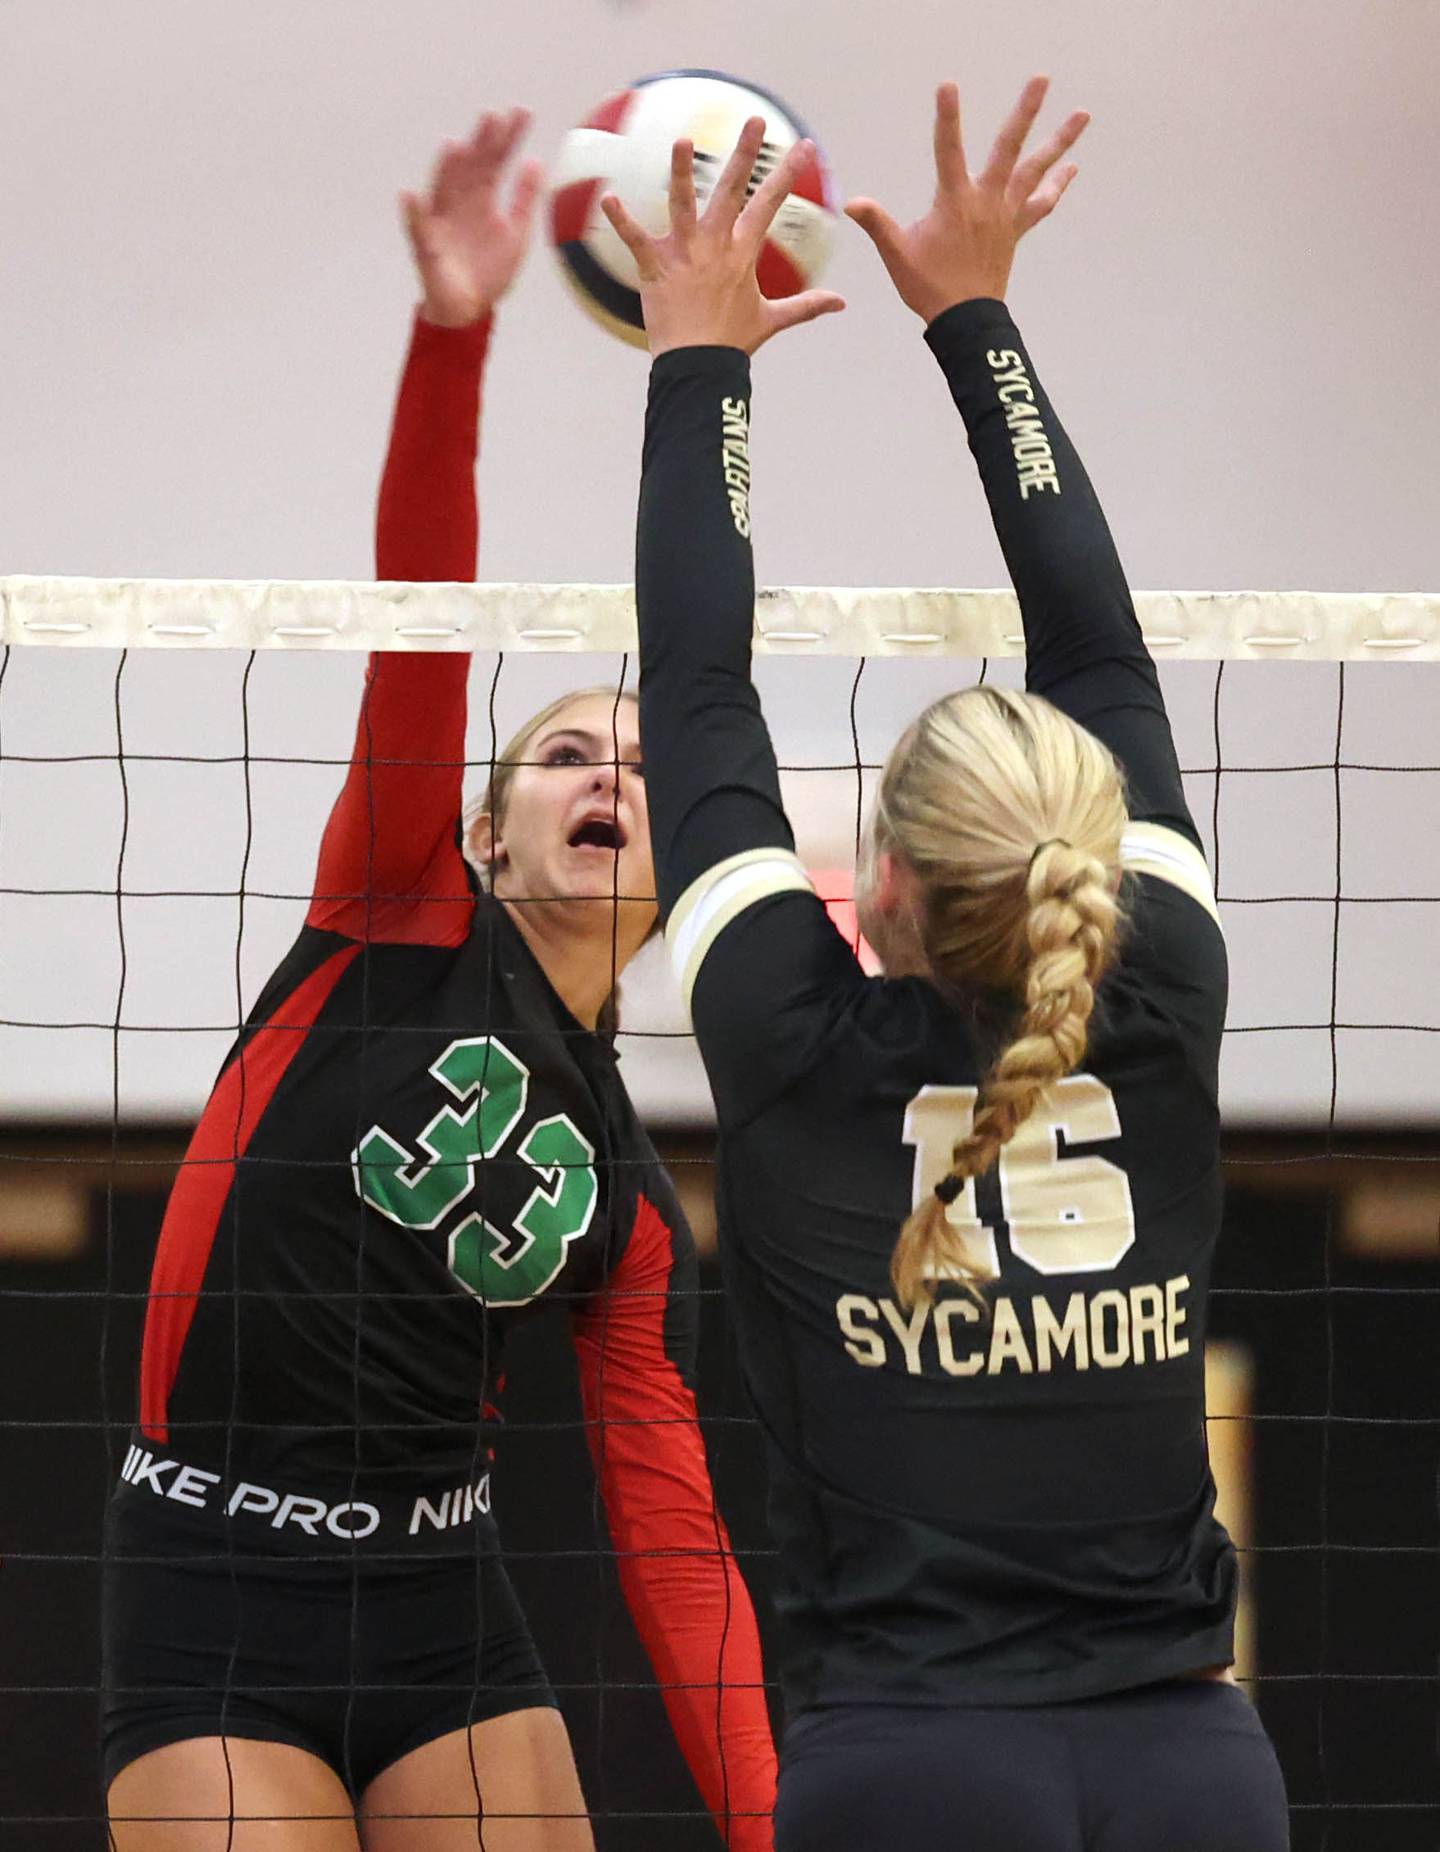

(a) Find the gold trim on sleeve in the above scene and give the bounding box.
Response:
[1121,823,1221,930]
[666,848,816,1013]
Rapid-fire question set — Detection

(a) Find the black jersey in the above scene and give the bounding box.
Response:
[635,304,1236,1710]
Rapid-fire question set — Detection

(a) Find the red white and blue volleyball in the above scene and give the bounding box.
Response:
[550,70,838,347]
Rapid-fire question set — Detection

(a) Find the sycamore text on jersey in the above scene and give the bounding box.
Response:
[988,347,1061,500]
[836,1274,1191,1376]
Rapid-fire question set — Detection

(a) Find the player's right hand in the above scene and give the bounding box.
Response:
[600,120,845,358]
[402,107,544,327]
[845,77,1088,324]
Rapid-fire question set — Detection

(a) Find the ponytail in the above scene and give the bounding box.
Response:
[876,692,1128,1311]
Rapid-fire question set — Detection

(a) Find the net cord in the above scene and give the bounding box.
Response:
[2,577,1437,660]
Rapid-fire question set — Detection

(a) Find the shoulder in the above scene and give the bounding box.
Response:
[1119,823,1227,1007]
[669,845,824,1015]
[1121,822,1222,935]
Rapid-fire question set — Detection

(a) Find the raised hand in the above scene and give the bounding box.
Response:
[846,78,1089,323]
[600,119,845,357]
[401,108,544,327]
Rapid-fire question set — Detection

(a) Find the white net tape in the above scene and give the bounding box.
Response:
[4,576,1438,659]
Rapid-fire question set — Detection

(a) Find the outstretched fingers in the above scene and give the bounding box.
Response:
[932,80,967,195]
[1009,108,1090,209]
[1017,161,1080,231]
[508,156,545,238]
[737,137,813,247]
[599,192,659,279]
[980,74,1050,191]
[428,140,468,216]
[399,191,432,259]
[463,107,529,181]
[668,138,699,243]
[430,107,531,215]
[704,116,767,229]
[766,287,847,336]
[491,105,533,173]
[844,196,908,274]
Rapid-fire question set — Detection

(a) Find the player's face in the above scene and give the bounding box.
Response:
[490,693,655,922]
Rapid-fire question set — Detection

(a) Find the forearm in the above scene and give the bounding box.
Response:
[925,299,1154,687]
[375,311,491,581]
[590,1422,777,1850]
[636,346,792,923]
[574,1193,777,1849]
[308,312,487,933]
[356,308,480,822]
[927,298,1191,829]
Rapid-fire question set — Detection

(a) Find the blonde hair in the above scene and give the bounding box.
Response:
[871,687,1129,1310]
[461,686,641,1040]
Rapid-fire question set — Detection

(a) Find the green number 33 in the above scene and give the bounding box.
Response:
[351,1036,598,1306]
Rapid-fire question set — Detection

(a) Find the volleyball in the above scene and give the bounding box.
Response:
[550,69,837,346]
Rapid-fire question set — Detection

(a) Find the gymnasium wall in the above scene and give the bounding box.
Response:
[1,0,1436,1125]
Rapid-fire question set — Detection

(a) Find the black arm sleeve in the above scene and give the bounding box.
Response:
[925,299,1197,844]
[636,346,864,1125]
[635,346,795,922]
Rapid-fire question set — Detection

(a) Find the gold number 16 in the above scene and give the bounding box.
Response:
[903,1075,1137,1280]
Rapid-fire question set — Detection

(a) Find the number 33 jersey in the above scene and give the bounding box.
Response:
[120,318,780,1841]
[132,623,699,1499]
[137,869,682,1489]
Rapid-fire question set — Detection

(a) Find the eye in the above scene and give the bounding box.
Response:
[625,759,645,782]
[543,743,587,768]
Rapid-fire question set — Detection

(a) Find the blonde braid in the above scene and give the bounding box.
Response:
[890,841,1120,1310]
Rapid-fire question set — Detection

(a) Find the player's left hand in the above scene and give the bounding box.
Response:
[402,107,544,328]
[600,119,846,357]
[846,77,1089,323]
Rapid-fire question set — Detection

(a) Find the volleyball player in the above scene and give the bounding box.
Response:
[605,79,1290,1850]
[103,111,776,1851]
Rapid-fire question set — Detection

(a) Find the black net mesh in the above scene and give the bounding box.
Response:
[0,642,1434,1850]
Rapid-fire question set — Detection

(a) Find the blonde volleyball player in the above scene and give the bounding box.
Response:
[103,110,776,1851]
[605,78,1290,1852]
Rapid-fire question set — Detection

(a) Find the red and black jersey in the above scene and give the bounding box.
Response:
[134,314,777,1844]
[635,308,1236,1714]
[140,797,687,1488]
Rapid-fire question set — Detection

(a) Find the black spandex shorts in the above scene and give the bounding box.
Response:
[102,1457,553,1798]
[775,1682,1289,1852]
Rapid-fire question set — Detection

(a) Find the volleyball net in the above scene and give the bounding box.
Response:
[0,577,1436,1848]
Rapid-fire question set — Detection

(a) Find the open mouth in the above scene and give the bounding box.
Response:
[568,816,625,852]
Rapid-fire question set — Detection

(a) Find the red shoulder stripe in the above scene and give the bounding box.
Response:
[138,944,360,1444]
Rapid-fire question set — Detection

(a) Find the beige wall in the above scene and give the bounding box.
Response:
[3,0,1438,590]
[0,0,1436,1124]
